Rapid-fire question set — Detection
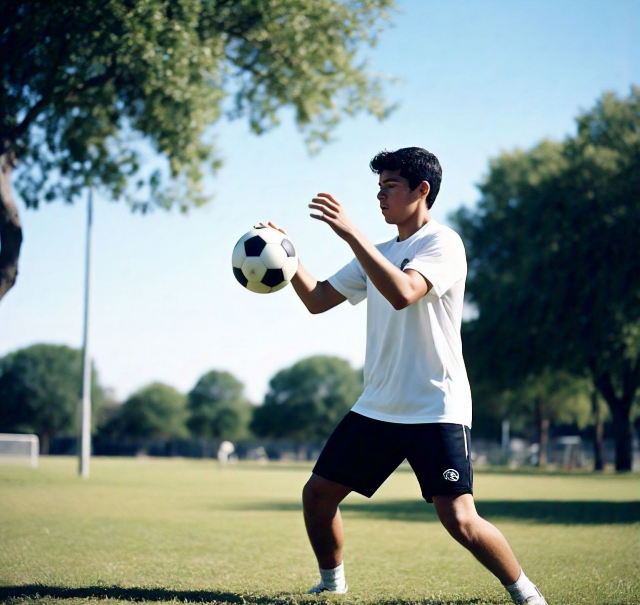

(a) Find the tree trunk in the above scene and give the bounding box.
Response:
[591,390,605,471]
[595,369,637,472]
[0,146,23,302]
[535,397,550,468]
[611,405,633,472]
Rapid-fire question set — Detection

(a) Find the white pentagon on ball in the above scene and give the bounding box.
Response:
[232,226,299,294]
[241,257,267,282]
[281,257,298,282]
[246,281,272,294]
[261,243,288,269]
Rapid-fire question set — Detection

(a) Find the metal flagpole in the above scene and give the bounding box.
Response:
[79,186,93,478]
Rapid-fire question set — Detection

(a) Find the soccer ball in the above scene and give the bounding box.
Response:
[232,227,298,293]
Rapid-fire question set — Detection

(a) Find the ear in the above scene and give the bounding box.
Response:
[420,180,430,199]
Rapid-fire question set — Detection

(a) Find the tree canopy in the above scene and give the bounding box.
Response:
[453,88,640,470]
[0,0,395,300]
[0,344,105,452]
[109,382,188,439]
[251,355,363,440]
[187,370,253,439]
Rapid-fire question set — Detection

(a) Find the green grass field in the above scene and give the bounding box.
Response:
[0,457,638,605]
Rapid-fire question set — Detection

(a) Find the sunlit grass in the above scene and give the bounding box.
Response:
[0,457,638,604]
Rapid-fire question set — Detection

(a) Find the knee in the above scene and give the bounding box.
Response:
[302,477,342,517]
[441,511,480,544]
[302,478,325,511]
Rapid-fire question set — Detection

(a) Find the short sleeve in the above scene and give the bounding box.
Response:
[403,230,467,298]
[327,256,367,305]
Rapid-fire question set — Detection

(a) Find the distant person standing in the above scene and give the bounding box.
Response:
[217,441,235,464]
[259,147,547,604]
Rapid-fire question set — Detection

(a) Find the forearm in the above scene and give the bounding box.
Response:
[346,229,412,309]
[291,260,324,314]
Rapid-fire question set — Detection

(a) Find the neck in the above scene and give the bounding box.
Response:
[397,209,432,242]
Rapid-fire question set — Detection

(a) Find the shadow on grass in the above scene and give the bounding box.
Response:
[234,499,640,525]
[228,461,640,477]
[0,585,488,605]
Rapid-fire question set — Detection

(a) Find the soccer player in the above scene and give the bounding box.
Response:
[257,147,547,605]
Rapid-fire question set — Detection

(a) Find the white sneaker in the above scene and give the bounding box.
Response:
[521,595,548,605]
[306,582,348,595]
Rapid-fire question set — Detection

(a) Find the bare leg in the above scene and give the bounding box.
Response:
[302,473,352,570]
[432,494,521,585]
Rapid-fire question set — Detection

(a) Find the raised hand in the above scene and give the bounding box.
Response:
[308,193,357,241]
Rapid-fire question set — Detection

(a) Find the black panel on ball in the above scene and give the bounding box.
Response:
[245,235,267,256]
[262,268,284,287]
[281,238,296,257]
[233,267,248,287]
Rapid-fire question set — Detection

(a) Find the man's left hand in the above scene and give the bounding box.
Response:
[309,193,358,242]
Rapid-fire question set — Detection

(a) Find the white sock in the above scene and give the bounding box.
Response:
[504,569,543,603]
[319,562,346,590]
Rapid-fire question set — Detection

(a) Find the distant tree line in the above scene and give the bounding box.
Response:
[0,344,364,452]
[0,339,636,466]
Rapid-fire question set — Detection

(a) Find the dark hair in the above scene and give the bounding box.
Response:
[369,147,442,208]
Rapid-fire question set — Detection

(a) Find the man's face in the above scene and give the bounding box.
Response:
[377,169,428,224]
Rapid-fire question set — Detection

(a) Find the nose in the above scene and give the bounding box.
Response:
[377,191,385,201]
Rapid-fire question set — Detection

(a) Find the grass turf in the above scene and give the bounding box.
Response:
[0,457,638,605]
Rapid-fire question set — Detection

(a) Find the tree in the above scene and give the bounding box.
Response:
[469,365,591,451]
[251,355,363,440]
[453,88,640,470]
[0,0,396,301]
[0,344,105,453]
[110,382,188,439]
[187,370,253,439]
[501,372,590,466]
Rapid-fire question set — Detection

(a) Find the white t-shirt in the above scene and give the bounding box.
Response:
[327,219,472,427]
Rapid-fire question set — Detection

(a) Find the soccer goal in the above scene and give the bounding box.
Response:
[0,433,39,469]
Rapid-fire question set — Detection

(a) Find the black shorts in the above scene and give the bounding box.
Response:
[313,412,473,503]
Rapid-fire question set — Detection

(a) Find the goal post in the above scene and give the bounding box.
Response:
[0,433,39,469]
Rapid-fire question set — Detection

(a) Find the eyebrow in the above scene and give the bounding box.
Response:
[378,178,400,186]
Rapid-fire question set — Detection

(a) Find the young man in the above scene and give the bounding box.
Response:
[258,147,547,605]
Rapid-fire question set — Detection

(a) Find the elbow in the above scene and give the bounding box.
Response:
[391,296,411,311]
[306,302,324,314]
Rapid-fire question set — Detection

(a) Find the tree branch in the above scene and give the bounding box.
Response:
[13,49,118,143]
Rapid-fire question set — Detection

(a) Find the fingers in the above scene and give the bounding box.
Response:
[309,214,331,224]
[309,192,342,225]
[308,202,337,219]
[251,194,340,234]
[252,221,288,235]
[268,221,288,235]
[317,193,340,206]
[311,196,340,212]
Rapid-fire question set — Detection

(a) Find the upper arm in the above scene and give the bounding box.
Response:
[400,269,432,308]
[317,280,347,313]
[402,232,466,300]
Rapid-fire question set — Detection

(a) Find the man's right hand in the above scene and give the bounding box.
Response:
[253,221,288,236]
[251,221,345,314]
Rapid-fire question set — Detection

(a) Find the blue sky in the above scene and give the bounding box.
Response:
[1,0,638,404]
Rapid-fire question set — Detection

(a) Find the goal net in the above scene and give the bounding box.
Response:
[0,434,39,469]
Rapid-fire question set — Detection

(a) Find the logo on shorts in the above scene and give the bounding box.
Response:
[443,469,460,482]
[400,258,410,270]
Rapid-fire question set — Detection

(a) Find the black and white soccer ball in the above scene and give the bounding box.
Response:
[232,227,298,293]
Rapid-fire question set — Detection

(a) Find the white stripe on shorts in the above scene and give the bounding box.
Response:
[462,425,468,459]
